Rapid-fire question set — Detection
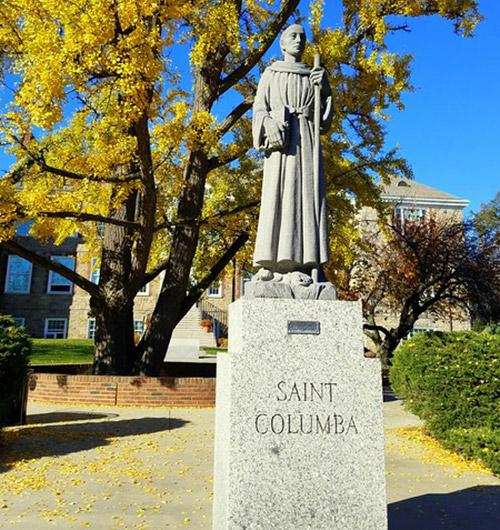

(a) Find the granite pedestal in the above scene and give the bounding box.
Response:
[213,299,387,530]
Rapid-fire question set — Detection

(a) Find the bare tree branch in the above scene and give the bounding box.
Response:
[217,0,300,96]
[217,99,253,138]
[39,211,141,229]
[1,239,101,297]
[180,231,249,319]
[203,201,259,223]
[8,133,140,183]
[153,201,259,232]
[363,323,391,338]
[207,147,250,171]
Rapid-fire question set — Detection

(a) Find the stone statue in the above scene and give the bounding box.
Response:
[248,24,336,300]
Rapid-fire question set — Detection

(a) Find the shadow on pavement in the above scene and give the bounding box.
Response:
[28,411,116,424]
[388,485,500,530]
[0,416,189,473]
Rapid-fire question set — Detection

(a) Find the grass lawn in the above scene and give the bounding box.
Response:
[203,347,227,356]
[30,339,227,364]
[31,339,94,365]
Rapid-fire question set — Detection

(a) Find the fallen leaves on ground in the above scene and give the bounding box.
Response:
[0,407,214,528]
[390,426,492,476]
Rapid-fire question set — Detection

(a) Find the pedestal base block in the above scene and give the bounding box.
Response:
[213,299,387,530]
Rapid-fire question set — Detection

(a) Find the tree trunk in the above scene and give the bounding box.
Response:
[91,296,135,375]
[134,68,214,375]
[375,323,413,367]
[91,189,139,374]
[135,216,202,375]
[134,301,179,376]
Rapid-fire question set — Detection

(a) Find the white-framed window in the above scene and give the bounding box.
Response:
[4,255,32,294]
[208,281,223,298]
[90,257,100,284]
[240,271,253,297]
[395,207,427,223]
[138,283,150,296]
[48,256,75,294]
[12,317,26,328]
[134,319,145,337]
[44,318,68,339]
[408,326,434,338]
[87,318,96,339]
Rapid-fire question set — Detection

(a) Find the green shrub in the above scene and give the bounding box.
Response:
[444,427,500,475]
[390,330,500,474]
[0,315,32,426]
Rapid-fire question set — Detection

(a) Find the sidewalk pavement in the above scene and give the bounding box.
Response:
[383,390,499,530]
[0,394,498,529]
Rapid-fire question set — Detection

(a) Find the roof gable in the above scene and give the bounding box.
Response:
[380,177,469,207]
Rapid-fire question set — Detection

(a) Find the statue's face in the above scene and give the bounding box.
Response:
[281,25,306,59]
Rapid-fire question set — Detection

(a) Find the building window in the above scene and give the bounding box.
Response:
[395,207,427,223]
[90,257,100,284]
[408,326,434,338]
[5,255,32,294]
[138,283,150,296]
[12,317,26,328]
[87,318,96,339]
[48,256,75,294]
[240,272,253,297]
[134,319,145,338]
[44,318,68,339]
[208,281,223,298]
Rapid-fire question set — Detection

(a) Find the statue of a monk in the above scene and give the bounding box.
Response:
[250,24,336,299]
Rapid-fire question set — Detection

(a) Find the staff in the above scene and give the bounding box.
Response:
[312,53,321,283]
[313,54,321,195]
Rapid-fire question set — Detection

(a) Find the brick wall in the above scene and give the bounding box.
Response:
[28,373,216,407]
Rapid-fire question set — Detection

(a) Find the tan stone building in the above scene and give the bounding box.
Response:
[360,176,471,338]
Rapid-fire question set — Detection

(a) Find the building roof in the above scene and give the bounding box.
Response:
[380,177,469,208]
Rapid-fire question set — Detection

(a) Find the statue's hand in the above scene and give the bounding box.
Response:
[310,66,330,96]
[264,117,286,150]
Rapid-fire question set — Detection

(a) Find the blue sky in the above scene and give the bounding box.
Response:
[383,2,499,216]
[1,1,498,217]
[318,0,499,216]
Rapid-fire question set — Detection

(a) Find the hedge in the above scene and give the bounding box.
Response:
[0,315,32,426]
[390,330,499,475]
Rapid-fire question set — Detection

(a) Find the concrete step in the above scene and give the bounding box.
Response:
[172,305,217,348]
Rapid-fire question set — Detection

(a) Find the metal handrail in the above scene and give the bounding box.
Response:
[198,299,228,328]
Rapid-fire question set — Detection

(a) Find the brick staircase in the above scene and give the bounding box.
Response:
[172,304,217,348]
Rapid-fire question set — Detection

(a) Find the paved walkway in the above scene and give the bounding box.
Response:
[0,395,498,529]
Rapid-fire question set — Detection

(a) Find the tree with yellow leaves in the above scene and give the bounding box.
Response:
[0,1,481,374]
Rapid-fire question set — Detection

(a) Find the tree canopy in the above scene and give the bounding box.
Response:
[0,0,482,374]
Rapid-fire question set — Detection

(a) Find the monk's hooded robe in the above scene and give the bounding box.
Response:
[252,60,333,273]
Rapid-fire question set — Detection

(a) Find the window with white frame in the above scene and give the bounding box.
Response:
[408,325,434,338]
[240,273,253,296]
[48,256,75,294]
[90,257,100,284]
[134,319,145,337]
[44,318,68,339]
[5,255,32,293]
[395,207,427,223]
[138,283,150,296]
[12,317,26,328]
[87,318,96,339]
[208,281,223,298]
